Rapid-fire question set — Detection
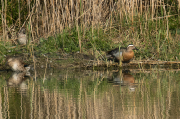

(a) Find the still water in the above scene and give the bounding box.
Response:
[0,67,180,119]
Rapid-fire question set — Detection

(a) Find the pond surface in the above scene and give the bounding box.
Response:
[0,67,180,119]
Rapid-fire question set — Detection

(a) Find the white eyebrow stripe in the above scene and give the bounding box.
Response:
[128,45,134,46]
[127,45,134,47]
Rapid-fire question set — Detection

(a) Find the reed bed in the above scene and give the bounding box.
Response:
[1,0,179,40]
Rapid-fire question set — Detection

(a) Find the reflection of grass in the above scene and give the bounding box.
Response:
[41,76,110,97]
[2,69,180,118]
[36,69,111,98]
[0,74,10,86]
[31,69,180,113]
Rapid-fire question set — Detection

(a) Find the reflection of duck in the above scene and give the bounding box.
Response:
[106,44,138,63]
[6,56,30,72]
[18,28,27,45]
[122,73,135,84]
[122,73,136,91]
[7,72,30,93]
[6,72,29,86]
[112,70,136,91]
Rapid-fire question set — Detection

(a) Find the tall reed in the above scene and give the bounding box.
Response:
[1,0,178,39]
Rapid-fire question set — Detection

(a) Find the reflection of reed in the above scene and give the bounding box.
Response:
[1,70,180,118]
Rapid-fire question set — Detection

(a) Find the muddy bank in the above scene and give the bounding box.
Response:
[1,52,180,71]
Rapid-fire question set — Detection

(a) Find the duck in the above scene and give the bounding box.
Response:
[18,28,27,45]
[6,56,30,72]
[106,44,138,63]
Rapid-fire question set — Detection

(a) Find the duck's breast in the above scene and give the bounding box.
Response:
[122,51,134,61]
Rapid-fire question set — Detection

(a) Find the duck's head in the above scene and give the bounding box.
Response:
[127,44,138,51]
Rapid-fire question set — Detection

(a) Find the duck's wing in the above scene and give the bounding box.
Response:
[107,47,126,55]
